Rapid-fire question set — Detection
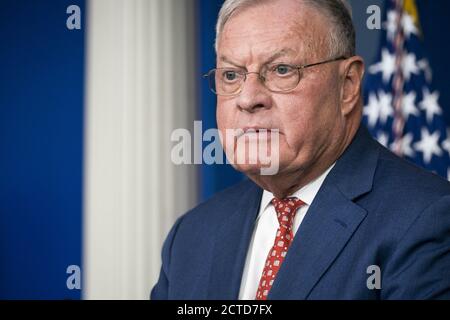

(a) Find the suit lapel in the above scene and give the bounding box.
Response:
[268,125,380,299]
[267,182,367,299]
[207,181,263,299]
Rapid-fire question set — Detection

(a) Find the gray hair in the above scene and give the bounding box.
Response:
[215,0,355,58]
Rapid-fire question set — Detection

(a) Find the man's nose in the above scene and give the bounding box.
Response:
[236,73,272,113]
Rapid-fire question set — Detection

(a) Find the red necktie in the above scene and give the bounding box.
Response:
[255,197,305,300]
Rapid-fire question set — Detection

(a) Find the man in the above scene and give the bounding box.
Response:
[151,0,450,299]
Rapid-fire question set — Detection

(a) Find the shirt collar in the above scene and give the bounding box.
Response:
[258,162,336,215]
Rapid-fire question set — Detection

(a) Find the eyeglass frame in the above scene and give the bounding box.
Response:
[203,56,348,96]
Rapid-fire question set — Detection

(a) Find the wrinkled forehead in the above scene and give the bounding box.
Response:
[217,1,330,65]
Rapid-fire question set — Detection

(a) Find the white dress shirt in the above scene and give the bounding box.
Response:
[238,163,335,300]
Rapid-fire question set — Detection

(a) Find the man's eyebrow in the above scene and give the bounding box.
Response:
[218,49,296,68]
[264,49,296,64]
[218,56,245,69]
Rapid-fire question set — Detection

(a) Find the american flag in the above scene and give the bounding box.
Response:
[363,0,450,179]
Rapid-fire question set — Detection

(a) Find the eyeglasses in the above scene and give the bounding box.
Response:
[203,56,347,96]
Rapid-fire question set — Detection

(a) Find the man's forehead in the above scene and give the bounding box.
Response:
[218,48,300,67]
[220,4,311,40]
[217,27,317,65]
[217,2,327,62]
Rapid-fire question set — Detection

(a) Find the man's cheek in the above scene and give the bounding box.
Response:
[216,108,231,129]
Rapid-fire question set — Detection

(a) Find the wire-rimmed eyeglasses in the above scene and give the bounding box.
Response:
[203,56,347,96]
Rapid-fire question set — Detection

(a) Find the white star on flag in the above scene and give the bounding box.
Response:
[402,91,419,121]
[402,52,420,81]
[363,93,381,128]
[413,128,443,164]
[378,90,394,124]
[391,133,416,158]
[419,88,442,124]
[418,59,433,83]
[402,13,419,39]
[383,10,397,42]
[369,48,396,84]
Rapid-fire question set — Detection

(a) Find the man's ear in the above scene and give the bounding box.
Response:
[340,56,365,116]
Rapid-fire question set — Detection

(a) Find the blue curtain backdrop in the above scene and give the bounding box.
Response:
[0,0,84,299]
[197,0,244,202]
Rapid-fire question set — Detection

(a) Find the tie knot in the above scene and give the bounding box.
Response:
[271,197,305,226]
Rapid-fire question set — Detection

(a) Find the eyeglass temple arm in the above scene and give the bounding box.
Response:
[299,56,348,70]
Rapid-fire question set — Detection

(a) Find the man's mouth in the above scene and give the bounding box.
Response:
[238,127,279,138]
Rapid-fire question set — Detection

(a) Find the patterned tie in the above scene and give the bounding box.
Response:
[255,197,305,300]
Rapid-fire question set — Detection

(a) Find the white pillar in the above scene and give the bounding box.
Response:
[84,0,197,299]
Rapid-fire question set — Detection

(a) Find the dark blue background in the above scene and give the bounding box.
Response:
[197,0,244,201]
[0,0,84,299]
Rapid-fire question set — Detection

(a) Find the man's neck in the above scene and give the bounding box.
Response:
[248,156,337,199]
[247,123,360,199]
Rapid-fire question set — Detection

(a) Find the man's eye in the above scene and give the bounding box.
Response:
[274,64,293,75]
[223,70,238,81]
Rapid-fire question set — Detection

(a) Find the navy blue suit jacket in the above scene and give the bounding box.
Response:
[151,125,450,299]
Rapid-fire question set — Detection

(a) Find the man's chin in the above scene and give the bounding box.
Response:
[231,163,261,175]
[231,162,280,176]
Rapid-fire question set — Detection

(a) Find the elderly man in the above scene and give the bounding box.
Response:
[151,0,450,300]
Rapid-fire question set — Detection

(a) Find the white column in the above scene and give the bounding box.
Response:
[84,0,197,299]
